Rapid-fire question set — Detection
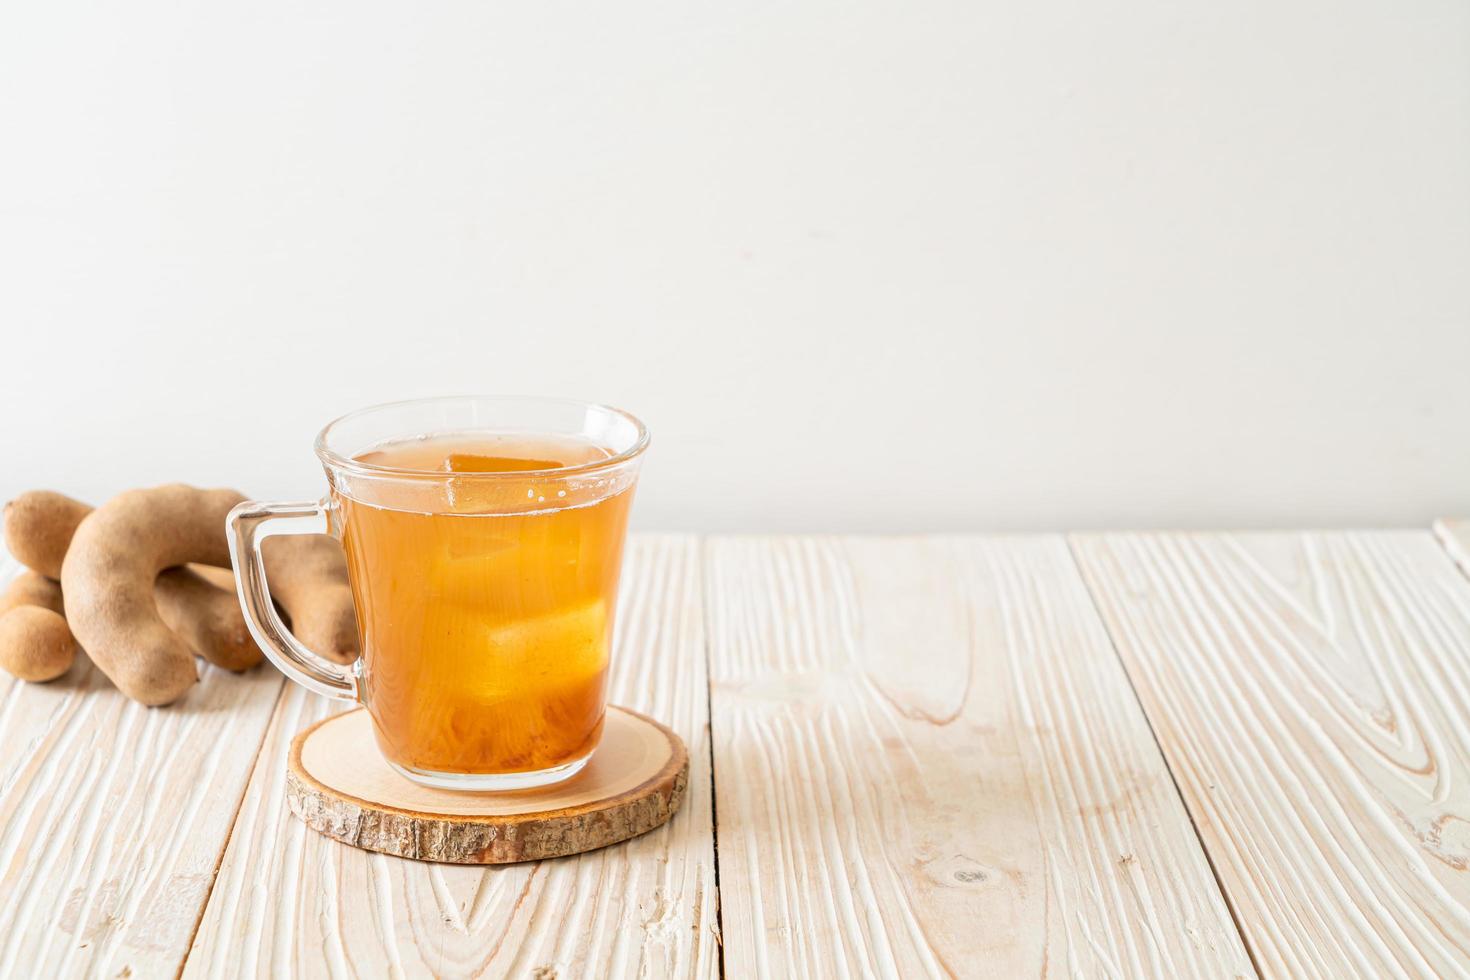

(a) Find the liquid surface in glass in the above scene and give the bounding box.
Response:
[338,432,632,776]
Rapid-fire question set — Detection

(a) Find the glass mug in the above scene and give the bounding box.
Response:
[227,396,648,791]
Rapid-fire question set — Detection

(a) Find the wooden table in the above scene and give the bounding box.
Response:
[4,527,1470,978]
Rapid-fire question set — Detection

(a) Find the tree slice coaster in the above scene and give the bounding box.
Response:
[286,705,688,864]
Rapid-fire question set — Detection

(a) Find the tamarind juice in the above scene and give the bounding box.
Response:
[334,433,634,780]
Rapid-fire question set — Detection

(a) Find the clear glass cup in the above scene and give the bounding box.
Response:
[227,396,648,791]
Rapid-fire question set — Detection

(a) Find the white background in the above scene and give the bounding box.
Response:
[1,1,1466,531]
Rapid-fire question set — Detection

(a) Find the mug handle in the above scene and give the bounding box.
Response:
[226,499,359,702]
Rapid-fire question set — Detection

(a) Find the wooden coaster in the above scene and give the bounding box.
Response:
[286,705,688,864]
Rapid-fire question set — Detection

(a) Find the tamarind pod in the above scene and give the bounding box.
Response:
[8,487,360,687]
[5,490,260,673]
[262,536,360,665]
[3,491,90,579]
[0,569,65,617]
[195,544,359,665]
[62,485,247,705]
[0,571,75,682]
[156,567,260,671]
[192,548,360,665]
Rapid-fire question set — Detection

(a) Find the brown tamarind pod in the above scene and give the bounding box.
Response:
[0,571,75,682]
[262,536,360,665]
[3,491,90,579]
[155,567,260,672]
[8,486,360,702]
[0,568,65,618]
[61,485,248,705]
[4,489,260,672]
[193,531,358,664]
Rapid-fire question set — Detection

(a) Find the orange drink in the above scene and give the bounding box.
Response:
[339,434,634,777]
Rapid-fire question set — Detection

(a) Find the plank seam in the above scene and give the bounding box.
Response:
[698,534,728,980]
[1065,534,1265,980]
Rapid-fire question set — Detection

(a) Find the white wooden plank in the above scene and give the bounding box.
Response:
[0,550,285,977]
[184,535,718,978]
[705,536,1250,978]
[1073,531,1470,978]
[1434,519,1470,579]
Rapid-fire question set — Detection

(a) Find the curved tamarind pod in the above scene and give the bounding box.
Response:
[155,567,259,672]
[189,530,358,663]
[262,536,360,665]
[196,543,360,665]
[4,490,259,672]
[0,571,75,682]
[62,485,247,705]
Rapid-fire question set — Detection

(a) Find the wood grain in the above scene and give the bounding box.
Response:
[705,536,1251,978]
[0,551,285,977]
[288,705,688,863]
[185,535,719,978]
[1073,531,1470,978]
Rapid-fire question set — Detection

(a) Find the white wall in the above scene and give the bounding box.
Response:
[2,1,1467,531]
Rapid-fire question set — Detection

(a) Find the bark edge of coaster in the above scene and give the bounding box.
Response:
[285,704,688,864]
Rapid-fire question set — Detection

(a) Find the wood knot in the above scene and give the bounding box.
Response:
[920,853,999,890]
